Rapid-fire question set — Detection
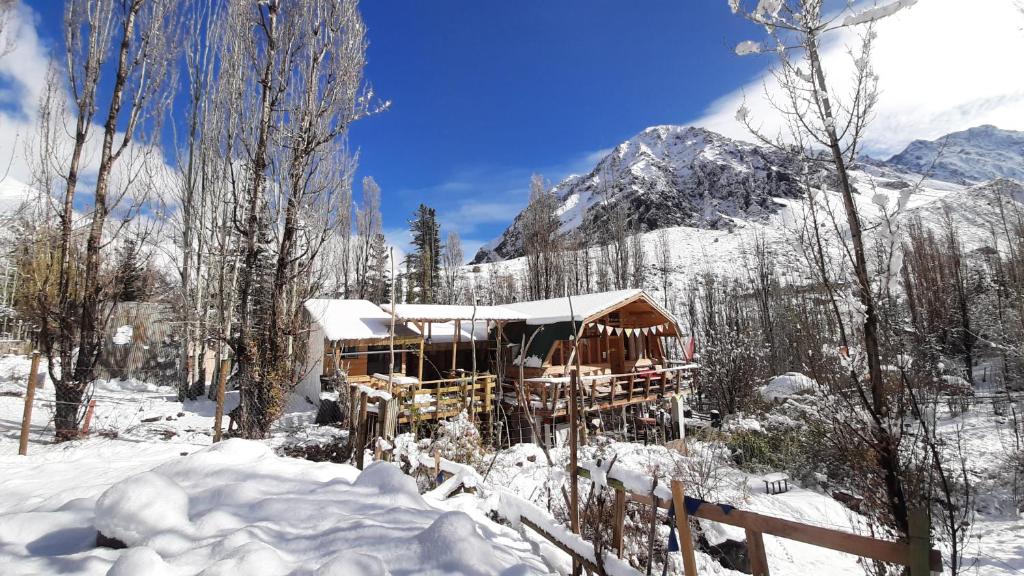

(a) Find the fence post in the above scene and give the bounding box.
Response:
[18,351,41,455]
[80,399,97,436]
[670,479,698,575]
[746,527,770,576]
[908,508,931,576]
[354,391,369,470]
[213,357,230,442]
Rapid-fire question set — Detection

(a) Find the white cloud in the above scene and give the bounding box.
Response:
[692,0,1024,157]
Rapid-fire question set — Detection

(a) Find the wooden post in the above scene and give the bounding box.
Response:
[80,399,97,436]
[213,357,230,442]
[746,528,770,576]
[569,369,581,576]
[670,479,699,576]
[451,319,460,375]
[418,323,426,379]
[613,487,626,558]
[908,508,930,576]
[18,351,40,455]
[355,391,369,470]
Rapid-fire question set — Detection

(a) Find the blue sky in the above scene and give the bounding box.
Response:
[10,1,1024,259]
[351,1,764,256]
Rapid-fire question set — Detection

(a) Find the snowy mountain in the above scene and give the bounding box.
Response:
[886,125,1024,185]
[472,124,1024,264]
[472,126,807,263]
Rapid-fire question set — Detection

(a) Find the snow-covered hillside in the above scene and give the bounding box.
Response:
[470,124,1024,291]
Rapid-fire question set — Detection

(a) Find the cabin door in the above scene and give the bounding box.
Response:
[609,333,625,374]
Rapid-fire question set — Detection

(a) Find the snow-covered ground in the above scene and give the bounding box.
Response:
[2,353,1023,575]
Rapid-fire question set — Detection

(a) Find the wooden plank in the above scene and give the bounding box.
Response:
[520,516,601,574]
[746,528,770,576]
[671,480,699,576]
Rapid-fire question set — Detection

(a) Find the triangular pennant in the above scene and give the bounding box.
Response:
[626,328,635,337]
[614,327,622,336]
[641,327,650,335]
[667,525,679,552]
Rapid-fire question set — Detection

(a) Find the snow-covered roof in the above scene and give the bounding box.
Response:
[382,303,525,322]
[409,320,489,344]
[501,288,648,325]
[304,299,414,343]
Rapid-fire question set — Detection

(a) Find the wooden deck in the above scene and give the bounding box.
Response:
[503,366,694,419]
[351,373,496,425]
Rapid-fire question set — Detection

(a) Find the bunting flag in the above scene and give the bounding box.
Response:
[614,327,623,336]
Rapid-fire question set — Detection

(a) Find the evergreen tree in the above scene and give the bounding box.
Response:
[365,233,392,304]
[406,204,441,303]
[115,237,148,302]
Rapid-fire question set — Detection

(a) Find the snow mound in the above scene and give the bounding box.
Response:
[316,552,391,576]
[353,461,428,509]
[10,438,549,575]
[94,472,190,546]
[106,547,175,576]
[760,372,817,401]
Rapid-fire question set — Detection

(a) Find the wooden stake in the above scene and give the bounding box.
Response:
[670,479,699,576]
[80,399,97,436]
[213,357,230,442]
[18,351,40,456]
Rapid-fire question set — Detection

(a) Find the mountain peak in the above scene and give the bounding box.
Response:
[886,125,1024,184]
[471,124,803,263]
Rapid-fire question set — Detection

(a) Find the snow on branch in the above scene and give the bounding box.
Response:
[735,40,763,55]
[843,0,918,26]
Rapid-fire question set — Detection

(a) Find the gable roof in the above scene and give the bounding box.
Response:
[501,289,650,325]
[304,299,417,344]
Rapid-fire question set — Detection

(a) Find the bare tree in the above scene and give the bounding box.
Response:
[730,0,918,536]
[521,173,562,300]
[441,230,464,304]
[22,0,181,439]
[224,0,383,438]
[353,176,382,299]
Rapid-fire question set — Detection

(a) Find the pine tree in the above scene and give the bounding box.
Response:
[365,233,391,304]
[115,237,148,302]
[406,204,441,304]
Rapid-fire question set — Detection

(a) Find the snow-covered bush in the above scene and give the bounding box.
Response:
[429,410,485,467]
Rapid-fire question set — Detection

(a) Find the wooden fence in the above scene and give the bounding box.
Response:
[578,463,942,576]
